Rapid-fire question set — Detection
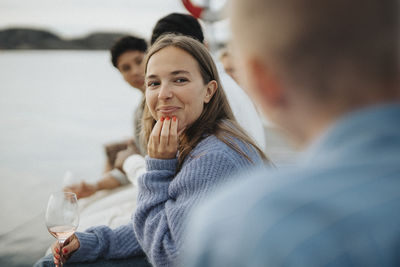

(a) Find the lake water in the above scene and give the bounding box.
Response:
[0,51,142,236]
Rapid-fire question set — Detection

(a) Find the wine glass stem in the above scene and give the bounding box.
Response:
[59,240,64,267]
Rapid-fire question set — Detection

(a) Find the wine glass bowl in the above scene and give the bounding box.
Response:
[45,191,79,264]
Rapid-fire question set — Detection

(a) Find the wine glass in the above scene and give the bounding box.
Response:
[45,191,79,266]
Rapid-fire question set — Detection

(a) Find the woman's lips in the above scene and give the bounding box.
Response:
[157,106,180,114]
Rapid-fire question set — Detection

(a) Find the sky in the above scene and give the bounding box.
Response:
[0,0,230,42]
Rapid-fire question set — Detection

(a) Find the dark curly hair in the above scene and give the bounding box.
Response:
[110,36,147,68]
[150,13,204,45]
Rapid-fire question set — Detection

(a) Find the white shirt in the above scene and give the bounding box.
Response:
[215,59,266,151]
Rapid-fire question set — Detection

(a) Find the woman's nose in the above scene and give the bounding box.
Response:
[158,84,173,99]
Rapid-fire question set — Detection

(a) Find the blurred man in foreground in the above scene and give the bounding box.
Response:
[182,0,400,266]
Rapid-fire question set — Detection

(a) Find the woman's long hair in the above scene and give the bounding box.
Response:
[141,34,267,171]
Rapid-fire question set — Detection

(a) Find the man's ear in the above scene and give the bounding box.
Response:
[204,80,218,103]
[245,57,286,108]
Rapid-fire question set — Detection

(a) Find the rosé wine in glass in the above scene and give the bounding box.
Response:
[45,191,79,266]
[48,225,77,243]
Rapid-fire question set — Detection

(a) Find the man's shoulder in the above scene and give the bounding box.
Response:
[193,166,293,224]
[194,154,400,235]
[203,159,400,216]
[190,163,400,266]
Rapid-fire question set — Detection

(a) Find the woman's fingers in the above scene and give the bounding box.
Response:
[61,234,80,259]
[51,234,80,265]
[148,116,179,159]
[148,117,164,157]
[51,241,62,266]
[150,117,164,144]
[169,116,178,148]
[160,116,171,147]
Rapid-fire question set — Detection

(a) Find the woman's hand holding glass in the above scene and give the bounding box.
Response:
[45,192,79,266]
[148,116,179,159]
[51,234,80,266]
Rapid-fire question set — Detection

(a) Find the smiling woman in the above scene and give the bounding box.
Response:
[145,46,217,134]
[36,34,267,267]
[142,34,268,170]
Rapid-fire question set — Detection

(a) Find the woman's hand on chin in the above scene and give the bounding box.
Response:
[148,116,179,159]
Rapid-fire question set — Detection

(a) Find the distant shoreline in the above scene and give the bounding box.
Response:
[0,28,130,50]
[0,27,226,51]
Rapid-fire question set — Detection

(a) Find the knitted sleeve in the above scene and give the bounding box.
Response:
[133,148,246,267]
[68,223,143,262]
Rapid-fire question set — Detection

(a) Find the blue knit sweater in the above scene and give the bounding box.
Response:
[68,135,263,266]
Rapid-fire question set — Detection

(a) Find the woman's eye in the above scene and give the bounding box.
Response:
[147,81,160,87]
[175,78,188,83]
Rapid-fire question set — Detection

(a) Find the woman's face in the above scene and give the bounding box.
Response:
[117,50,146,92]
[145,46,216,132]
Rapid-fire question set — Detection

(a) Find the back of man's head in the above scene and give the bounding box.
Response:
[110,36,147,68]
[231,0,399,104]
[151,13,204,45]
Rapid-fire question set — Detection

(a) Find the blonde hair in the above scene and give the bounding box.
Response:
[141,34,267,171]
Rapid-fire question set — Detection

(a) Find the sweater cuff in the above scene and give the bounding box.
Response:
[68,231,98,262]
[145,156,178,172]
